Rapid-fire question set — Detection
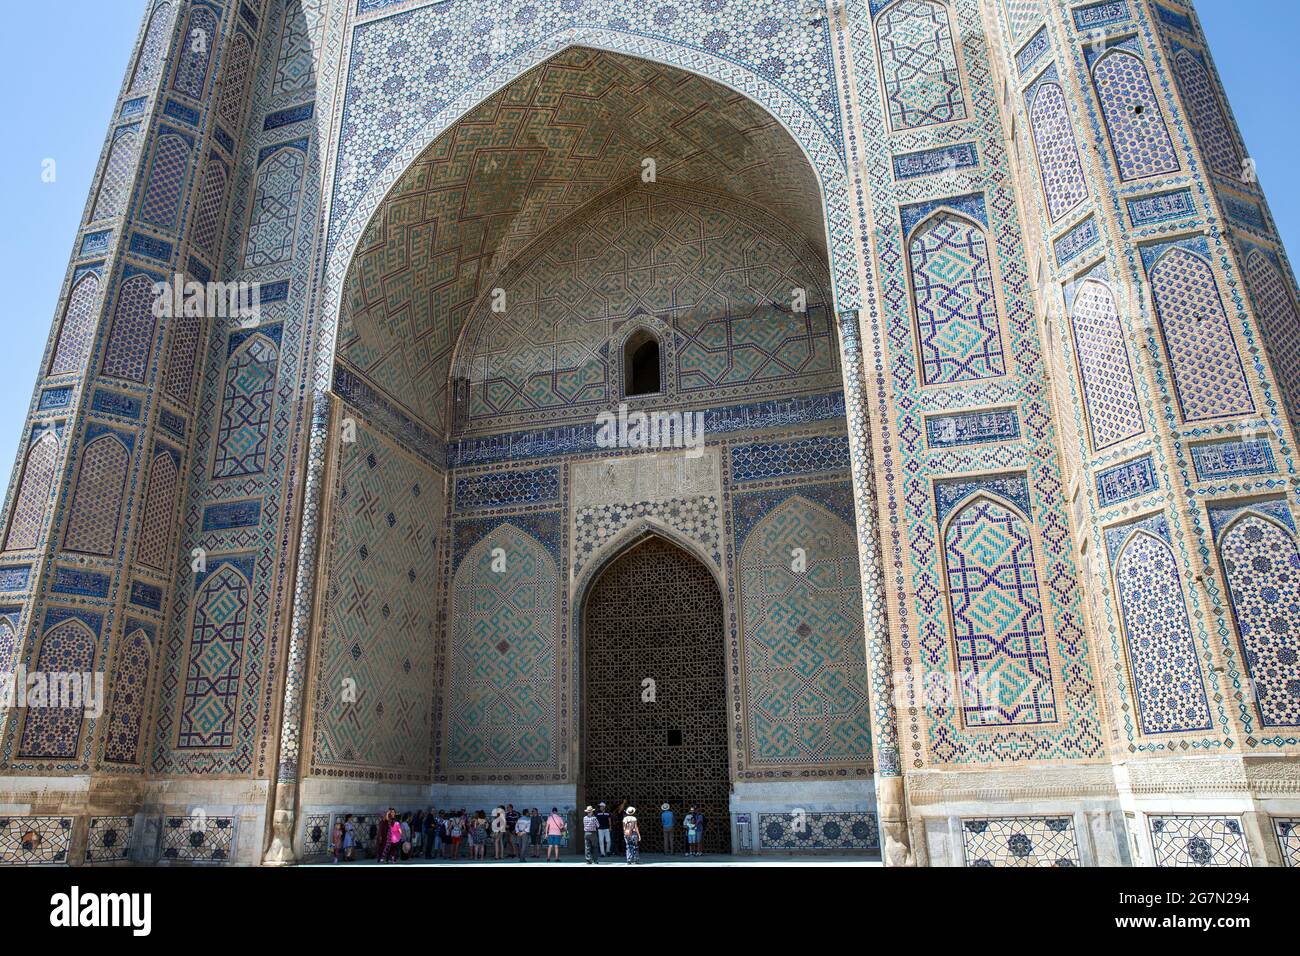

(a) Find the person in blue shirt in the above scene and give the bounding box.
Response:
[660,803,675,856]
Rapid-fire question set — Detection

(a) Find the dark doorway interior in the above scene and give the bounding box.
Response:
[581,536,731,854]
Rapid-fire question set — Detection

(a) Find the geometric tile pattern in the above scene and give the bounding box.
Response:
[211,333,279,479]
[159,814,234,863]
[62,434,129,556]
[93,127,142,222]
[217,31,253,132]
[48,272,101,376]
[103,627,153,764]
[447,524,558,769]
[177,560,251,750]
[101,273,157,383]
[1243,248,1300,429]
[1217,513,1300,728]
[730,435,851,482]
[1027,74,1089,223]
[1147,246,1254,423]
[192,157,228,256]
[454,467,559,512]
[4,433,59,551]
[163,308,201,406]
[908,212,1006,385]
[1170,49,1240,179]
[0,817,72,865]
[272,2,314,98]
[128,1,176,95]
[1112,524,1213,735]
[1091,49,1180,181]
[942,494,1056,727]
[0,613,16,676]
[1276,818,1300,867]
[243,145,305,268]
[85,816,135,863]
[170,6,216,100]
[17,617,96,759]
[876,0,966,131]
[312,418,440,780]
[738,494,872,765]
[139,133,190,228]
[1069,276,1144,451]
[759,811,880,851]
[573,496,720,578]
[301,813,330,858]
[961,817,1079,867]
[1149,816,1251,867]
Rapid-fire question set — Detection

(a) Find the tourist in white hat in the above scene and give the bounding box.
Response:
[582,806,601,864]
[622,807,641,865]
[660,803,675,856]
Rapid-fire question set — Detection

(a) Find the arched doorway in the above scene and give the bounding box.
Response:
[581,535,731,855]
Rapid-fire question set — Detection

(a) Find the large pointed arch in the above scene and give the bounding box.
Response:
[318,32,855,402]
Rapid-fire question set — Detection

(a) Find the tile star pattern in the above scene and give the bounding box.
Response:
[1148,815,1251,867]
[1217,513,1300,728]
[961,816,1079,867]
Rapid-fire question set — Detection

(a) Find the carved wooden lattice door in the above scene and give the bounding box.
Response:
[582,536,731,854]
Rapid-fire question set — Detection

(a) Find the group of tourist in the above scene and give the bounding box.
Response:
[579,802,708,864]
[329,801,709,864]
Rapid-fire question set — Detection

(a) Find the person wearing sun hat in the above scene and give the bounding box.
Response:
[660,803,675,856]
[582,806,601,864]
[622,806,641,865]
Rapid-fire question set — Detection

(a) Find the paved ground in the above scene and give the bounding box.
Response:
[308,852,880,867]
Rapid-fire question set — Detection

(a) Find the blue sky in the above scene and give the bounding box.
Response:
[0,2,1297,481]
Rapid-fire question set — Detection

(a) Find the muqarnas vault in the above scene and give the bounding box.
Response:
[0,0,1298,868]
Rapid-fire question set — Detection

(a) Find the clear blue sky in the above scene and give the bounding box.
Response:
[0,2,1297,480]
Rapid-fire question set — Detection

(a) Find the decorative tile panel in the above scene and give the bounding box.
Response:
[1095,455,1157,507]
[962,816,1079,866]
[1216,510,1300,727]
[758,811,879,850]
[0,817,72,865]
[159,814,235,863]
[86,816,135,863]
[1149,816,1251,867]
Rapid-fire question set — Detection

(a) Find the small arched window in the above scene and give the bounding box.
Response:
[624,329,661,397]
